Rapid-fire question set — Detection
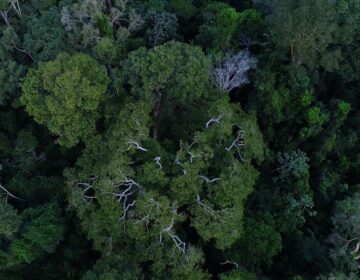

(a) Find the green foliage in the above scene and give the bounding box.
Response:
[219,269,256,280]
[0,28,26,105]
[0,199,20,240]
[124,41,214,139]
[146,12,178,46]
[94,13,113,37]
[0,203,65,270]
[23,7,67,61]
[268,0,340,71]
[276,150,309,179]
[170,0,197,19]
[226,215,282,269]
[196,2,240,51]
[0,0,360,279]
[21,52,110,147]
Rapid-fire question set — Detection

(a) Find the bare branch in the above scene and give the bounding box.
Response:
[159,216,186,254]
[174,155,181,165]
[154,156,162,169]
[0,10,10,26]
[128,140,148,152]
[220,260,239,269]
[225,130,245,152]
[12,44,35,62]
[9,0,21,16]
[76,182,96,203]
[0,183,23,202]
[198,175,220,184]
[205,113,224,129]
[102,177,141,222]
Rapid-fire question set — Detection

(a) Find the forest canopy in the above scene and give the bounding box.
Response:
[0,0,360,279]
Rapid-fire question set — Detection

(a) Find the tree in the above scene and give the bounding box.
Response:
[0,203,65,271]
[0,198,20,240]
[196,2,240,52]
[124,41,214,140]
[145,12,178,46]
[65,43,265,275]
[0,27,26,105]
[329,194,360,272]
[213,51,257,92]
[267,0,340,72]
[21,52,110,147]
[170,0,197,19]
[224,214,282,270]
[23,7,67,61]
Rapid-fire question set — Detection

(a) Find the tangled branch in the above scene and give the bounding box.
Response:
[160,213,186,254]
[214,51,256,92]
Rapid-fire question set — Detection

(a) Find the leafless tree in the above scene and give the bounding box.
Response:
[214,51,257,92]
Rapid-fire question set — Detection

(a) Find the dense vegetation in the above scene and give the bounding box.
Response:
[0,0,359,279]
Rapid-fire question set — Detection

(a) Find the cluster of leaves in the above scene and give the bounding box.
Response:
[0,0,360,279]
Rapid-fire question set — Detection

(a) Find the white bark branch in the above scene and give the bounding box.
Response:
[225,130,245,152]
[102,178,141,222]
[205,113,224,129]
[0,183,23,202]
[214,51,256,92]
[159,217,186,254]
[154,156,162,169]
[128,140,148,152]
[198,175,220,184]
[220,260,239,269]
[9,0,21,16]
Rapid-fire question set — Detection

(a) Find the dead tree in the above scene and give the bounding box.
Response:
[214,51,257,92]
